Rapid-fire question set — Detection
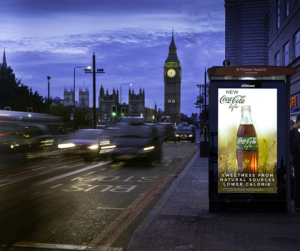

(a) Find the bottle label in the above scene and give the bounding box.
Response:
[236,137,259,151]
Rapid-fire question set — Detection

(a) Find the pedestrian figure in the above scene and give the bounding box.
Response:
[290,114,300,212]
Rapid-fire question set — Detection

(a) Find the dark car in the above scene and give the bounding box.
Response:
[156,123,176,144]
[57,129,115,161]
[175,125,196,143]
[0,110,65,167]
[110,118,162,163]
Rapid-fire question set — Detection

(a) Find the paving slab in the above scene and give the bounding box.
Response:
[127,141,300,251]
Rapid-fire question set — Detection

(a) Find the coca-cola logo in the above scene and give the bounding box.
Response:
[219,94,246,111]
[236,137,259,150]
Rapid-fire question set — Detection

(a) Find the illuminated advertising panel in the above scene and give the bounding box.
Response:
[218,88,277,193]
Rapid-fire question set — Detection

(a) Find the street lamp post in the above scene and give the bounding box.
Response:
[74,66,91,107]
[120,83,132,104]
[198,69,210,157]
[197,84,201,131]
[47,76,51,114]
[204,68,207,142]
[85,53,105,129]
[197,72,209,141]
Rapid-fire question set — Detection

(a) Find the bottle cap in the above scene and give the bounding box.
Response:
[241,106,251,111]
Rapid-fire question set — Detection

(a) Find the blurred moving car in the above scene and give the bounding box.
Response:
[0,110,65,167]
[57,129,115,161]
[96,124,107,129]
[110,117,162,163]
[156,122,176,144]
[175,125,196,143]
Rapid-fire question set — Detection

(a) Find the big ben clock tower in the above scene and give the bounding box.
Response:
[164,31,181,125]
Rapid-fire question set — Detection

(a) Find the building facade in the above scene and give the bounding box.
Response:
[164,32,181,125]
[98,85,119,123]
[54,87,90,108]
[269,0,300,118]
[63,87,75,106]
[145,103,157,122]
[79,87,89,109]
[128,88,145,117]
[225,0,269,66]
[98,85,156,124]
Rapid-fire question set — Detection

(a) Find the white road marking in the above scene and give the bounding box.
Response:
[86,172,95,175]
[50,184,63,189]
[97,207,129,210]
[9,242,123,250]
[34,161,110,186]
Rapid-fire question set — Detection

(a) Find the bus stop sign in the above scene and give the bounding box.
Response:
[223,60,230,67]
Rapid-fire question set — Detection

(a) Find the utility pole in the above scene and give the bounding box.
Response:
[204,68,207,142]
[199,68,209,157]
[85,53,105,129]
[47,76,51,114]
[93,53,96,129]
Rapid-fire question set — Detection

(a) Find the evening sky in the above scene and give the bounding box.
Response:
[0,0,225,116]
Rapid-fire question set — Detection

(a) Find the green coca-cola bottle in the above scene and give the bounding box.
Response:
[236,106,259,175]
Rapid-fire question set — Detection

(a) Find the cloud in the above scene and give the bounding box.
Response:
[1,0,225,116]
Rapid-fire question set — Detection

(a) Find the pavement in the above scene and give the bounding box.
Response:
[127,133,300,251]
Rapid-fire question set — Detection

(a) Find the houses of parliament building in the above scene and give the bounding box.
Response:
[55,32,181,124]
[3,32,182,124]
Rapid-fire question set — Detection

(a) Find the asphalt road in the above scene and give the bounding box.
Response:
[0,139,199,251]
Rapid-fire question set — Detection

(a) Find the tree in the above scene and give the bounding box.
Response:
[0,65,46,112]
[195,95,209,122]
[49,104,87,126]
[194,94,205,109]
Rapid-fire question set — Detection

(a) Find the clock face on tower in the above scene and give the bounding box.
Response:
[167,69,176,78]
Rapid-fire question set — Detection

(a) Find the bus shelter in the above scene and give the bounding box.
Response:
[207,66,296,212]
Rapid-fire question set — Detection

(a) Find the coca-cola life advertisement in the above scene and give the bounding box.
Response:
[218,88,277,193]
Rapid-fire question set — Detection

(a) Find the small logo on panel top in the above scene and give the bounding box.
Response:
[241,84,255,87]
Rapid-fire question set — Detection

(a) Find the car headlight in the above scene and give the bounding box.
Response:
[175,134,179,137]
[101,145,116,149]
[100,145,116,154]
[88,144,99,150]
[100,140,110,145]
[189,134,193,137]
[143,146,155,151]
[58,143,75,149]
[41,139,54,146]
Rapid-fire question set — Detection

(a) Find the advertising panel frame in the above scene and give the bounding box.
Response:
[207,66,296,212]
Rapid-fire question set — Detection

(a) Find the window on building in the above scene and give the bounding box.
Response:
[286,0,289,16]
[295,30,300,58]
[172,100,175,103]
[168,100,171,103]
[284,42,289,66]
[275,51,280,66]
[277,0,280,29]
